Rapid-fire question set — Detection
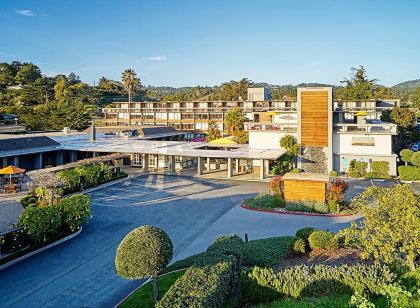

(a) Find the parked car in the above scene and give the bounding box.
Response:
[411,143,420,152]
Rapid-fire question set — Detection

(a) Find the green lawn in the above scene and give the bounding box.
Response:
[119,269,186,308]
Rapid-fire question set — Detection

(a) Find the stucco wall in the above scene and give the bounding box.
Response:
[249,131,296,150]
[333,133,393,155]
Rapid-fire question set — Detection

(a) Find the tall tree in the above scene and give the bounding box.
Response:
[14,63,42,85]
[225,108,246,135]
[220,78,252,100]
[381,106,417,150]
[121,69,140,125]
[206,120,222,141]
[338,66,377,100]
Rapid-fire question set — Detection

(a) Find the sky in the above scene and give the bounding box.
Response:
[1,0,420,87]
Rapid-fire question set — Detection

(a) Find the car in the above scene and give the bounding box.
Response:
[411,143,420,152]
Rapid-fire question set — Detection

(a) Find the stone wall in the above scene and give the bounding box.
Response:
[300,146,328,173]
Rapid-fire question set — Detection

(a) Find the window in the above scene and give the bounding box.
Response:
[351,137,375,146]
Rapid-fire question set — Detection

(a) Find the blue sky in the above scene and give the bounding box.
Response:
[1,0,420,87]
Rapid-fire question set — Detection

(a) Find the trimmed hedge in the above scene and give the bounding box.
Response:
[367,161,390,179]
[308,230,338,250]
[349,161,368,178]
[295,227,318,241]
[285,201,328,214]
[207,234,244,261]
[242,236,295,267]
[157,253,236,308]
[245,264,395,300]
[398,166,420,181]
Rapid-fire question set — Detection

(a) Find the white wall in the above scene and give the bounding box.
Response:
[249,131,296,150]
[333,133,393,155]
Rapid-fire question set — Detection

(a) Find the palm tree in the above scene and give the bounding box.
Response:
[225,108,246,135]
[121,69,140,125]
[206,120,222,142]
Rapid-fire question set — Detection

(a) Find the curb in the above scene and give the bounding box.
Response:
[0,227,82,271]
[240,203,355,217]
[113,268,187,308]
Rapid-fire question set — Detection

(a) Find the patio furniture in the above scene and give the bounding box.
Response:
[0,165,26,186]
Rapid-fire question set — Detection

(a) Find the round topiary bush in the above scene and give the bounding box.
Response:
[115,225,173,306]
[411,152,420,166]
[400,149,414,166]
[115,225,173,279]
[308,230,338,250]
[207,234,244,260]
[295,227,318,241]
[293,238,306,255]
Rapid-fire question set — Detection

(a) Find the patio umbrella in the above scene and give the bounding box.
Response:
[0,165,26,185]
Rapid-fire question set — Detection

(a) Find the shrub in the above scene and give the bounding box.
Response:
[326,178,349,204]
[207,235,244,261]
[400,149,414,166]
[242,236,295,267]
[20,193,38,208]
[76,163,102,186]
[292,238,306,255]
[247,263,395,299]
[368,161,390,179]
[244,194,284,209]
[157,253,236,308]
[340,184,420,271]
[349,161,368,177]
[18,205,62,243]
[411,152,420,166]
[290,168,301,173]
[285,201,328,214]
[295,227,318,241]
[328,200,337,213]
[329,170,338,177]
[57,168,81,190]
[268,176,283,196]
[59,194,91,232]
[308,230,338,250]
[115,226,173,306]
[398,166,420,181]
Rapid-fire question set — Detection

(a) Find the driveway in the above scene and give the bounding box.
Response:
[0,174,363,307]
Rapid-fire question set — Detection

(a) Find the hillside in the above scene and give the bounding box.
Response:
[392,79,420,92]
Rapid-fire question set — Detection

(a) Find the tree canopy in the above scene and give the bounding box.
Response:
[340,184,420,271]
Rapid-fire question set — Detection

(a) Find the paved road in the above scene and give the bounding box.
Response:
[0,175,414,307]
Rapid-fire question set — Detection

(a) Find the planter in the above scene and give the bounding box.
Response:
[0,227,82,271]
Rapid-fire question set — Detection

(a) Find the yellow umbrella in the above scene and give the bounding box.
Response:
[0,165,26,185]
[208,138,238,145]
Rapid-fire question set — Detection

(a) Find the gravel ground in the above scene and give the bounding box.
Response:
[0,197,23,233]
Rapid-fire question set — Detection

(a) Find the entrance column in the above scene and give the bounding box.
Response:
[142,154,149,172]
[264,160,270,176]
[207,157,211,172]
[235,158,240,174]
[259,159,265,180]
[2,157,8,168]
[70,151,77,163]
[168,155,175,174]
[227,157,233,178]
[13,156,20,167]
[197,157,203,176]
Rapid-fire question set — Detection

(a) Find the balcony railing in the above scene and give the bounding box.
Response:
[102,107,297,113]
[334,123,397,134]
[245,123,297,132]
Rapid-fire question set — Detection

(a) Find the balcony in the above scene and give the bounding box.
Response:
[245,122,297,132]
[334,123,397,134]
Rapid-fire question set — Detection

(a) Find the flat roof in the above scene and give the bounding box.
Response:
[60,138,284,160]
[282,172,330,182]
